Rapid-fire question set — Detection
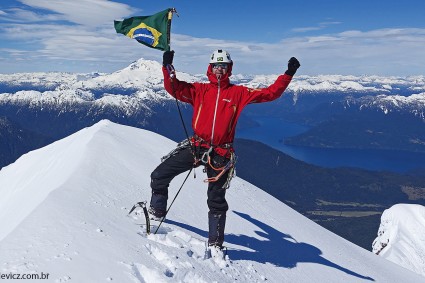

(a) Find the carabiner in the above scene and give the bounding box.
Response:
[201,147,213,164]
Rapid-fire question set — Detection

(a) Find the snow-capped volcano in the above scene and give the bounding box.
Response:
[0,120,423,282]
[80,58,200,89]
[0,59,203,117]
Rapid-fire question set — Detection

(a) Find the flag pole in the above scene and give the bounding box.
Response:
[167,8,179,51]
[166,8,178,78]
[165,8,191,149]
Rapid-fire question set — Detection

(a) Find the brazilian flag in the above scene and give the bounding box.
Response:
[114,8,173,51]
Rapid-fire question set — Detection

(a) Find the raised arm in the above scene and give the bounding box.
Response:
[162,51,196,105]
[243,57,300,104]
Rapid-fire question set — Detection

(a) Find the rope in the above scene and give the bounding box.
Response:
[154,167,193,234]
[166,64,191,143]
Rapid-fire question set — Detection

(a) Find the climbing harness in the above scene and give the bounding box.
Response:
[161,138,192,163]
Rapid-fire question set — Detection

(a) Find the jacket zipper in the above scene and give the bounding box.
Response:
[210,79,221,146]
[228,105,236,133]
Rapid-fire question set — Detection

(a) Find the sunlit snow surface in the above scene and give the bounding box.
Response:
[0,120,423,282]
[373,204,425,277]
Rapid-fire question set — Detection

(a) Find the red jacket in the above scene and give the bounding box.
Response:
[163,64,293,156]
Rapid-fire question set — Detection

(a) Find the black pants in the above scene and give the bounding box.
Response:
[150,146,230,215]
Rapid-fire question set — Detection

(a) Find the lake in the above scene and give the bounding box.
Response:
[236,116,425,173]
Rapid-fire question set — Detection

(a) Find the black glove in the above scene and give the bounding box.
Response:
[285,57,300,76]
[163,50,174,66]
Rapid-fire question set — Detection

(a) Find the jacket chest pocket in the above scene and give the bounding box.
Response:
[227,104,237,133]
[194,103,203,130]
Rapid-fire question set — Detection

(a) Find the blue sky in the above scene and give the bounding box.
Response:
[1,0,425,76]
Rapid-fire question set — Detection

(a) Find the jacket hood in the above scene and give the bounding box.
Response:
[206,62,233,87]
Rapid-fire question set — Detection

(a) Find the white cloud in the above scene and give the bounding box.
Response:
[171,28,425,76]
[292,21,342,33]
[292,26,323,33]
[18,0,136,26]
[0,48,27,56]
[0,8,64,22]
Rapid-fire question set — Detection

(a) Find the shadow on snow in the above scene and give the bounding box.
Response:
[165,210,374,281]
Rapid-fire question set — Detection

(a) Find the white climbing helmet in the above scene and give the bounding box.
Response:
[209,49,232,64]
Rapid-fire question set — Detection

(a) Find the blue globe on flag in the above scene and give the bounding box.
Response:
[133,28,155,47]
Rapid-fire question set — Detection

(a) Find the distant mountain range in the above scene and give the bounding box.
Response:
[1,59,424,161]
[242,75,425,152]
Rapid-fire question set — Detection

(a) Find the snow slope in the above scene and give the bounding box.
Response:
[373,204,425,277]
[0,120,423,282]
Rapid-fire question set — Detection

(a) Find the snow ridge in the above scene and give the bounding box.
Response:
[373,204,425,277]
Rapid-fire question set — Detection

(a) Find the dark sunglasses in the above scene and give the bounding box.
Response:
[212,63,229,69]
